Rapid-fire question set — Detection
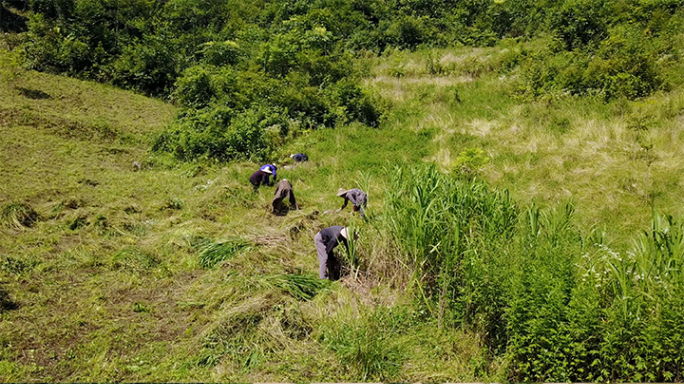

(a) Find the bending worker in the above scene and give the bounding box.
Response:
[249,164,276,192]
[272,179,299,215]
[336,188,367,218]
[290,153,309,162]
[314,226,354,280]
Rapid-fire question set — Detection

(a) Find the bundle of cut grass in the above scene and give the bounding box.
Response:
[198,239,252,269]
[1,203,39,228]
[258,273,330,301]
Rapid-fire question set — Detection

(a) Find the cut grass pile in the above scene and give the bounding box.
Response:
[0,203,39,228]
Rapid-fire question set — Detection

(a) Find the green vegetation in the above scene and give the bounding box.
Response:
[2,0,684,382]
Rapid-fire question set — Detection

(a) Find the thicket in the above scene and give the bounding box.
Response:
[383,164,684,382]
[15,0,684,161]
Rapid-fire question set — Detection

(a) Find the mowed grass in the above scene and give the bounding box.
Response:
[2,41,684,381]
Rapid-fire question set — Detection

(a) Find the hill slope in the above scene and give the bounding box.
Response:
[2,43,684,381]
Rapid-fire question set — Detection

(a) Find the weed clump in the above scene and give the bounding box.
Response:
[111,247,159,271]
[319,306,403,381]
[197,239,251,269]
[256,274,330,301]
[1,203,39,228]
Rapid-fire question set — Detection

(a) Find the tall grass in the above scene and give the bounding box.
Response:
[382,164,684,382]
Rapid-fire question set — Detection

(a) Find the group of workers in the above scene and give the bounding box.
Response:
[248,153,366,280]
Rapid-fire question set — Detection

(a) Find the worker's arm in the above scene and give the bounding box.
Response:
[336,197,348,212]
[341,238,350,255]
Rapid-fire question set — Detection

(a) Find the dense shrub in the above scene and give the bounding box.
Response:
[19,0,684,158]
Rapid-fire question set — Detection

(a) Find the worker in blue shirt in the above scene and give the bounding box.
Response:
[290,153,309,162]
[260,164,277,181]
[249,164,277,192]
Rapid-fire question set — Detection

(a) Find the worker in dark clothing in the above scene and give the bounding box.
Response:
[336,188,368,218]
[314,226,354,280]
[272,179,299,215]
[249,166,274,192]
[290,153,309,162]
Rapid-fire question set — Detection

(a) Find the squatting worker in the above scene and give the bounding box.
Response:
[314,226,353,280]
[249,165,275,192]
[336,188,368,218]
[272,179,299,214]
[290,153,309,162]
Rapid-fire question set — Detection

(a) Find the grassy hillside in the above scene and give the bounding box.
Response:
[2,39,684,381]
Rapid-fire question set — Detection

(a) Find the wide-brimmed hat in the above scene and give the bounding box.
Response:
[262,167,272,174]
[340,227,349,239]
[337,188,347,197]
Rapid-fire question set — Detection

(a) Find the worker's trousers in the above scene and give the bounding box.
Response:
[314,233,339,280]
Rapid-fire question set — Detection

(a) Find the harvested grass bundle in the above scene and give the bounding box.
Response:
[1,203,39,228]
[111,247,160,271]
[198,239,252,269]
[257,274,330,301]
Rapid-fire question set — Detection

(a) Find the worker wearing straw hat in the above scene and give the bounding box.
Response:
[314,226,355,280]
[336,188,367,218]
[249,164,277,192]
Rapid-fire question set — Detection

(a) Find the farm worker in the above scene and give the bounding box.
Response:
[260,164,277,181]
[314,226,355,280]
[249,164,276,192]
[272,179,299,214]
[336,188,367,218]
[290,153,309,162]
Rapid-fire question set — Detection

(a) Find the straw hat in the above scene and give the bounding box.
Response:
[337,188,347,197]
[262,167,272,174]
[340,227,349,239]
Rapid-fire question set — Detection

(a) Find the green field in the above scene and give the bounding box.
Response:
[2,1,684,381]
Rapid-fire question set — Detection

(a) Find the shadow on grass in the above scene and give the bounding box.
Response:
[16,87,52,100]
[0,284,18,311]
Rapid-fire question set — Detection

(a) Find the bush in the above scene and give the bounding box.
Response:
[154,106,287,162]
[516,27,664,100]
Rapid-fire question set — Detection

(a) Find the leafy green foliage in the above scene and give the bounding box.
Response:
[19,0,684,162]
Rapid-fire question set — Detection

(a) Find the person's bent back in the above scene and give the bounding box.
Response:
[272,179,298,215]
[313,226,350,280]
